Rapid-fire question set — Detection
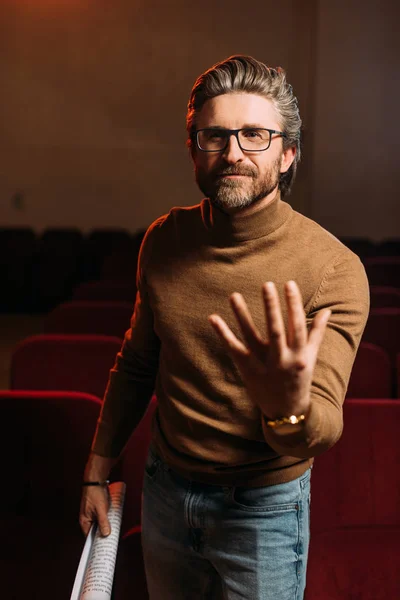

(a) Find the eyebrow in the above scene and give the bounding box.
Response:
[205,124,269,130]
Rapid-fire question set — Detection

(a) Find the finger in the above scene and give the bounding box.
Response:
[308,309,331,353]
[209,314,249,357]
[229,293,265,360]
[97,512,111,537]
[79,515,94,537]
[262,282,286,357]
[285,281,307,350]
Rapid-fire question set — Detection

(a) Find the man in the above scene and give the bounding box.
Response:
[80,55,369,599]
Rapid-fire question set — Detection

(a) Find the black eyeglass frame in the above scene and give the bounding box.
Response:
[194,127,287,153]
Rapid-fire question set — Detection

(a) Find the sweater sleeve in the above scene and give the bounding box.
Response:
[91,224,161,458]
[261,250,370,458]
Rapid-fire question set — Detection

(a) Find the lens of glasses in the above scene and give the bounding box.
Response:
[197,128,272,151]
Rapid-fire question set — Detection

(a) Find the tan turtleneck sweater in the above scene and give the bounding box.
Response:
[92,192,370,487]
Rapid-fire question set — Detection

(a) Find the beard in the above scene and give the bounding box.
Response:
[195,157,281,212]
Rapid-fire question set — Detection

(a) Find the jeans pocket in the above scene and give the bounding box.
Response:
[231,478,301,512]
[144,448,162,481]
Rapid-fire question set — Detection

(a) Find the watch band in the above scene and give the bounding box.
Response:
[265,413,306,429]
[82,480,110,487]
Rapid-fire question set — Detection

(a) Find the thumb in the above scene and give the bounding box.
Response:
[97,511,111,537]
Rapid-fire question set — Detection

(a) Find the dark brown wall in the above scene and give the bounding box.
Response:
[1,1,397,241]
[311,1,400,241]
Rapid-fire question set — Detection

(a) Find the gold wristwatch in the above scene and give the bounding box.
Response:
[265,413,306,434]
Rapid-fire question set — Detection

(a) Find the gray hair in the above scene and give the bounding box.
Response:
[186,54,302,198]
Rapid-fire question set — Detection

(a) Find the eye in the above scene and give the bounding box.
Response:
[243,129,263,139]
[206,130,225,141]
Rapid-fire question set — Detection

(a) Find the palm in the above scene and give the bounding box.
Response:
[209,281,331,419]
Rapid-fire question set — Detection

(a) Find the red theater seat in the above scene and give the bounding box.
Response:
[397,353,400,398]
[346,342,391,398]
[1,390,101,515]
[361,308,400,395]
[28,229,83,312]
[0,227,36,312]
[375,238,400,257]
[81,228,133,281]
[113,525,149,600]
[71,279,137,303]
[101,248,140,281]
[306,399,400,599]
[10,333,122,399]
[338,237,376,260]
[364,256,400,287]
[305,527,399,600]
[44,300,133,338]
[119,395,157,534]
[0,390,102,600]
[370,285,400,308]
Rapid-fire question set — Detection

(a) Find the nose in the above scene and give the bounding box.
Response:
[221,133,245,164]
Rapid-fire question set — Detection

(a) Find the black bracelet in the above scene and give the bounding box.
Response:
[82,480,110,487]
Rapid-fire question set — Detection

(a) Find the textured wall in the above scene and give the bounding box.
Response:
[0,0,315,232]
[311,0,400,241]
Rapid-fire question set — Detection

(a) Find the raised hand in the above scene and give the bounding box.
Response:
[208,280,331,420]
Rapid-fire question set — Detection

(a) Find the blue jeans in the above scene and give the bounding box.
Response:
[141,445,312,600]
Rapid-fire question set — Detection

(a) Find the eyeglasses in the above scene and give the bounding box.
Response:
[194,127,287,152]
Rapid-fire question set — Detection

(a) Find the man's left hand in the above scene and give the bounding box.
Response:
[208,280,331,420]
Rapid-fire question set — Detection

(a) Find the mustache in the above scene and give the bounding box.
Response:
[214,166,256,177]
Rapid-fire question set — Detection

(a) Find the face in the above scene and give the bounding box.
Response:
[192,93,295,214]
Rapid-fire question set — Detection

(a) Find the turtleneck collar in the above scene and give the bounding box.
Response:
[200,190,292,244]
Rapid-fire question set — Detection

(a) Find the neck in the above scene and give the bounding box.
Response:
[201,188,292,244]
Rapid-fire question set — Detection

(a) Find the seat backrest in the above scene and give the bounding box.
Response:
[86,229,132,250]
[0,227,36,258]
[71,280,137,303]
[364,257,400,287]
[338,237,377,260]
[361,308,400,366]
[346,342,391,398]
[44,301,134,338]
[118,396,157,534]
[311,399,400,533]
[370,286,400,309]
[113,526,148,600]
[100,251,139,281]
[397,353,400,398]
[376,238,400,257]
[81,230,133,279]
[10,333,122,399]
[0,228,36,310]
[0,390,101,517]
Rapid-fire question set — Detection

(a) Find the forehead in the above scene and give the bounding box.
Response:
[196,93,279,129]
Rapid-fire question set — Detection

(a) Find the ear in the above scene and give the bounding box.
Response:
[280,146,296,174]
